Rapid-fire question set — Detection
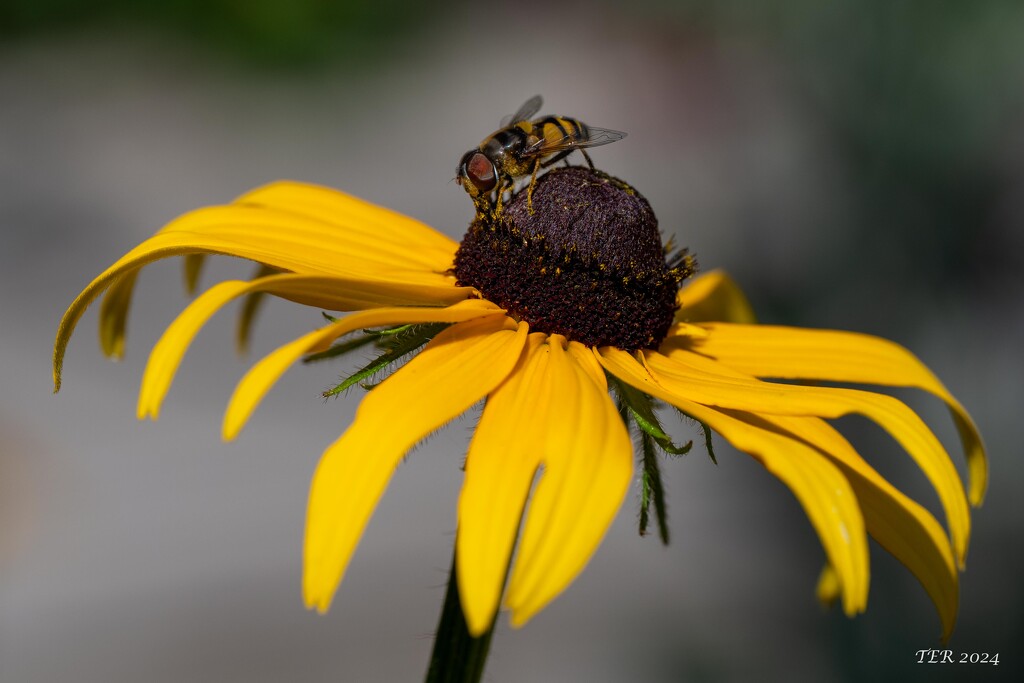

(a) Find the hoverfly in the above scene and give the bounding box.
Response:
[456,95,626,216]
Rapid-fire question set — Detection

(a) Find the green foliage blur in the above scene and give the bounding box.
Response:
[0,0,431,66]
[643,0,1023,310]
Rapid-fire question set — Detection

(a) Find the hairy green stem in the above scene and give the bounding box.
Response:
[424,551,496,683]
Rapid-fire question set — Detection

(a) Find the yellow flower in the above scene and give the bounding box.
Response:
[53,171,986,641]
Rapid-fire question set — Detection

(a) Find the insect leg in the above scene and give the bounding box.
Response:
[540,149,574,169]
[494,177,513,216]
[579,149,595,170]
[471,192,491,220]
[526,158,543,214]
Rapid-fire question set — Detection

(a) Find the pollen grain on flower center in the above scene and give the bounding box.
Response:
[452,167,695,350]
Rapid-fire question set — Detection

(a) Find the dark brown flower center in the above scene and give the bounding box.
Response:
[453,167,695,350]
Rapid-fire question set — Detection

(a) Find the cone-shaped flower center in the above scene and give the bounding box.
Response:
[453,167,694,349]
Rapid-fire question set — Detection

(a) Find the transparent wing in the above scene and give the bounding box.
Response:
[501,95,543,127]
[525,126,627,155]
[579,127,628,147]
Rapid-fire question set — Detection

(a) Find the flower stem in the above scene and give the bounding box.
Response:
[424,550,496,683]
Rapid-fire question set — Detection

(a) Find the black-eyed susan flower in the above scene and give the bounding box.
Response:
[53,166,986,667]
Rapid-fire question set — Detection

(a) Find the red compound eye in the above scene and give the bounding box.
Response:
[462,152,497,192]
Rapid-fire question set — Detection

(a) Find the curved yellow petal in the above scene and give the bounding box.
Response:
[97,272,138,359]
[717,409,870,615]
[235,263,280,354]
[682,322,987,505]
[303,316,529,613]
[505,338,633,627]
[598,347,869,615]
[183,253,205,295]
[764,414,959,639]
[675,269,756,324]
[138,278,254,421]
[136,273,477,421]
[457,333,550,636]
[645,348,971,568]
[234,180,459,271]
[53,196,465,392]
[153,207,452,277]
[223,299,505,441]
[566,340,608,390]
[97,252,202,361]
[816,564,841,607]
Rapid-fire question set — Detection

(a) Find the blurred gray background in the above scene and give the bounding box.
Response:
[2,1,1022,681]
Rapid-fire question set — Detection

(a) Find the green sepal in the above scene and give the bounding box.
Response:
[639,432,671,545]
[673,409,718,465]
[611,377,692,456]
[609,375,679,545]
[305,322,433,363]
[365,323,416,337]
[700,420,717,465]
[304,333,379,363]
[321,323,449,397]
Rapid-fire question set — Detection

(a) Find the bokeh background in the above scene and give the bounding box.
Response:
[2,1,1022,681]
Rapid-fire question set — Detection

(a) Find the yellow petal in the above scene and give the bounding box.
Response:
[457,333,550,636]
[183,253,205,295]
[97,272,138,359]
[682,322,987,505]
[234,180,459,271]
[718,409,870,615]
[566,339,608,390]
[598,347,869,615]
[147,199,449,277]
[764,413,959,639]
[223,299,505,440]
[136,273,476,421]
[235,264,280,354]
[675,269,756,324]
[645,348,971,568]
[816,564,841,607]
[53,196,465,392]
[97,252,201,360]
[505,338,633,626]
[303,316,529,613]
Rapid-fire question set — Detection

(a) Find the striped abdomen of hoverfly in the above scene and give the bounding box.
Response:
[456,96,625,216]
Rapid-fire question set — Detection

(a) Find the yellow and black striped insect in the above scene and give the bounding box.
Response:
[456,95,626,216]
